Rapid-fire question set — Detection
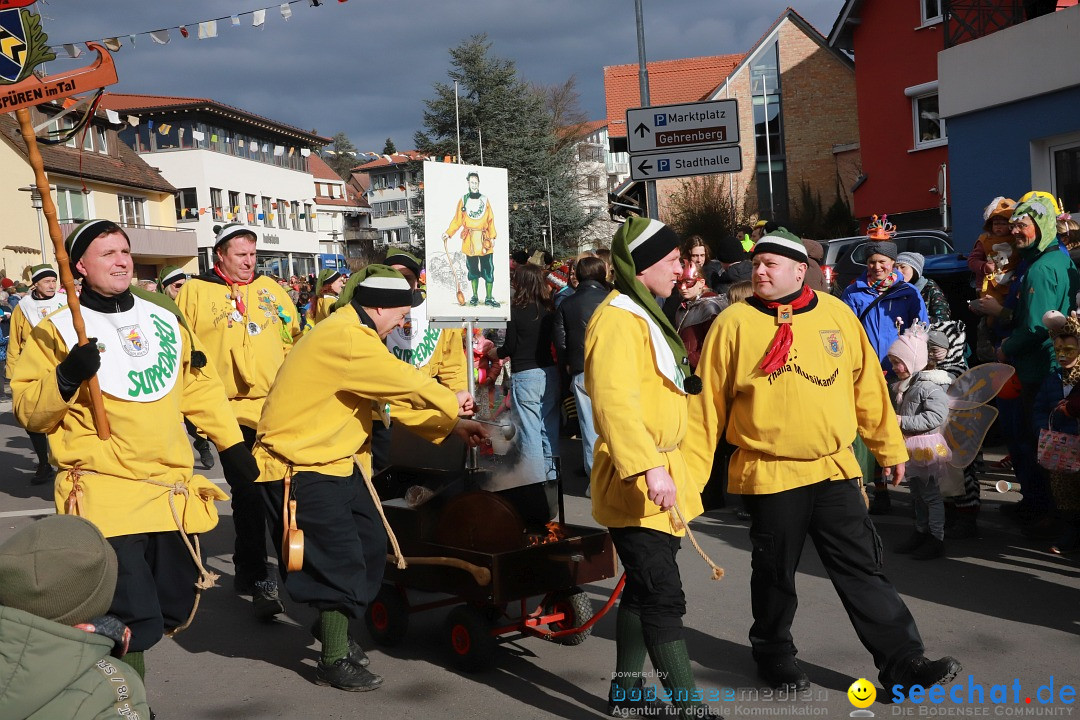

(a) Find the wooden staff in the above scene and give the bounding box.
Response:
[15,107,110,439]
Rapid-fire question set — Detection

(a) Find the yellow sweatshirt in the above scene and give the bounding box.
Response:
[312,295,337,325]
[12,302,241,538]
[175,275,301,428]
[254,303,461,481]
[5,294,67,380]
[684,292,907,496]
[585,292,703,535]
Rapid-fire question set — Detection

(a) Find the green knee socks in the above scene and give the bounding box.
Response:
[319,609,350,665]
[612,606,649,693]
[124,651,145,680]
[647,638,703,714]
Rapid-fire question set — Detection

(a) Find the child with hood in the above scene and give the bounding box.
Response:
[888,324,952,560]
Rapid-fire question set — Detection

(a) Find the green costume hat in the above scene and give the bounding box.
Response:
[30,264,57,284]
[212,222,257,250]
[752,228,808,263]
[65,219,126,276]
[1012,191,1062,253]
[316,268,342,289]
[333,264,422,310]
[611,217,698,394]
[156,265,187,293]
[383,249,422,279]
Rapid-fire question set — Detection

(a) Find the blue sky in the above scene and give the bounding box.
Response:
[32,0,846,152]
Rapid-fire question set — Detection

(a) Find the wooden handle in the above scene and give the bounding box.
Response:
[389,554,492,586]
[14,107,110,440]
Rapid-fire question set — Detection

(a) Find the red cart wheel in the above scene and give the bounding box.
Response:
[445,605,496,671]
[547,586,594,646]
[365,584,409,647]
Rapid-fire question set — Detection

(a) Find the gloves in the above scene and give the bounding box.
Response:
[56,339,101,401]
[74,615,131,658]
[218,442,259,485]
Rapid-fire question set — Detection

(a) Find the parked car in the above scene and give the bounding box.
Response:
[820,229,954,293]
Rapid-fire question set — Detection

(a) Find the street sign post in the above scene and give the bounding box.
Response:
[629,145,743,183]
[626,99,739,154]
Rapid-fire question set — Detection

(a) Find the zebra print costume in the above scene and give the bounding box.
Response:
[930,319,981,510]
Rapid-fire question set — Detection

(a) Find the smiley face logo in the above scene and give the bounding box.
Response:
[847,678,876,708]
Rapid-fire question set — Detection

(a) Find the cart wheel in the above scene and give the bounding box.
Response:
[365,584,409,647]
[547,586,593,646]
[445,605,496,671]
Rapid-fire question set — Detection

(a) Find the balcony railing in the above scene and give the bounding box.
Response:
[59,222,198,259]
[943,0,1025,47]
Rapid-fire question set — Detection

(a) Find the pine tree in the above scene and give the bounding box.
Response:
[322,132,358,180]
[413,34,589,256]
[383,137,397,155]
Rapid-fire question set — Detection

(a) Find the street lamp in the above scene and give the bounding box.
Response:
[18,185,47,262]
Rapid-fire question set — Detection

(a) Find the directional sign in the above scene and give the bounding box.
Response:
[629,145,743,183]
[626,99,739,154]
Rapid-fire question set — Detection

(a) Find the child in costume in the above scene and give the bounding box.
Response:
[889,325,951,560]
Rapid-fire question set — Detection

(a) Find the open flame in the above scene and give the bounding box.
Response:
[526,521,567,546]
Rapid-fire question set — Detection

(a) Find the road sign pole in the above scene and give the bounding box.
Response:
[634,0,658,219]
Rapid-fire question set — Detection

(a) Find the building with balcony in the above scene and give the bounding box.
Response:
[309,153,371,271]
[353,151,426,249]
[0,104,192,285]
[100,93,330,278]
[561,120,620,249]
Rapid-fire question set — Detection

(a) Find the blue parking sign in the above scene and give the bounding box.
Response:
[658,159,670,172]
[654,113,666,127]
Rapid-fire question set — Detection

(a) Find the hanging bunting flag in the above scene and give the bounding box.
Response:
[250,140,258,151]
[253,9,266,27]
[127,115,139,127]
[198,21,218,40]
[262,143,269,153]
[310,0,323,6]
[271,202,278,209]
[233,206,240,213]
[211,134,218,143]
[150,29,170,44]
[147,120,154,130]
[105,109,120,124]
[300,148,311,157]
[63,44,82,59]
[200,208,207,215]
[158,124,172,134]
[179,26,190,38]
[192,130,205,141]
[288,147,295,157]
[231,15,241,26]
[103,37,122,51]
[258,213,265,220]
[129,35,137,47]
[274,145,285,156]
[281,4,293,20]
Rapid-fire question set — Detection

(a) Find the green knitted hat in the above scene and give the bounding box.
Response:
[316,268,342,288]
[333,264,422,310]
[156,265,186,293]
[383,249,422,279]
[752,228,808,262]
[30,264,56,283]
[0,515,118,625]
[212,222,257,250]
[65,219,126,275]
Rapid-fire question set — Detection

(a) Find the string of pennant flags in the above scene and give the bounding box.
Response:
[51,0,348,59]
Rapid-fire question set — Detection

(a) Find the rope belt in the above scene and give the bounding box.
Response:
[654,445,725,582]
[354,455,407,570]
[63,465,218,637]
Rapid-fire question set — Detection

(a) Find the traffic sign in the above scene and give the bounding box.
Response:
[629,146,743,182]
[626,99,739,154]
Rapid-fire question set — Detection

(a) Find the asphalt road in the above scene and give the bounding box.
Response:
[1,395,1077,720]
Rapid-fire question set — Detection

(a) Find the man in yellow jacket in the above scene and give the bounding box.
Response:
[12,219,257,690]
[441,171,499,307]
[586,217,717,718]
[373,249,471,470]
[175,222,301,620]
[253,265,485,692]
[5,263,67,484]
[684,228,961,694]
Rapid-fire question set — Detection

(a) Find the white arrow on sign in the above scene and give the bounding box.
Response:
[629,145,743,182]
[626,99,740,154]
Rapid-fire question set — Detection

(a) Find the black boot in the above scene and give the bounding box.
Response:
[194,437,215,470]
[895,531,929,554]
[30,462,54,485]
[885,655,962,693]
[911,536,944,560]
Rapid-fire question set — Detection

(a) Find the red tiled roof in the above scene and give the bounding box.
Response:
[99,92,330,145]
[559,119,608,141]
[353,150,426,171]
[308,152,343,181]
[604,54,744,139]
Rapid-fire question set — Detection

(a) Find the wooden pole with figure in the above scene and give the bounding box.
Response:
[1,2,120,439]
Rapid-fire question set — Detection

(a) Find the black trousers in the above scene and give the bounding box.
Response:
[371,421,392,473]
[609,526,685,646]
[184,417,208,449]
[226,425,270,586]
[28,430,49,466]
[108,532,198,653]
[744,478,923,682]
[261,467,387,619]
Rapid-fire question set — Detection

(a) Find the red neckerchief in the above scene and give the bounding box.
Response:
[214,266,252,314]
[755,285,815,374]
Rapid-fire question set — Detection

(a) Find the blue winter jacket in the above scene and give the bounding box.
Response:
[840,275,928,370]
